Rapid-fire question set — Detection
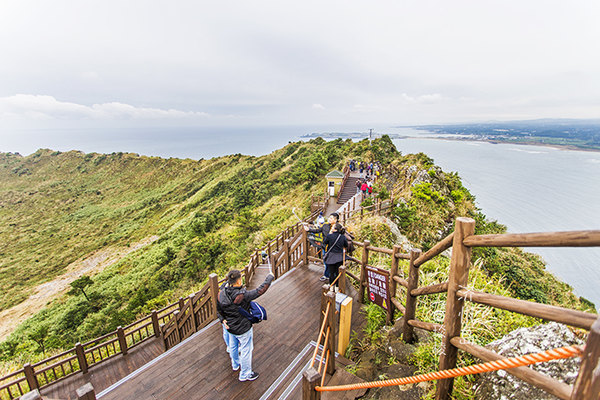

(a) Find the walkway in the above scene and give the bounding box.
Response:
[44,263,365,399]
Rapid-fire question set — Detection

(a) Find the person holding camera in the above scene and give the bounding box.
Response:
[217,269,274,381]
[322,223,348,287]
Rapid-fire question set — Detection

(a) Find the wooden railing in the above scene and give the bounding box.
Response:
[336,166,351,202]
[341,218,600,400]
[0,206,324,400]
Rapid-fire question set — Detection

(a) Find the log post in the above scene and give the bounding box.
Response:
[151,310,160,338]
[320,284,330,328]
[303,228,309,267]
[435,217,475,400]
[178,297,185,311]
[23,363,39,391]
[359,240,370,303]
[187,294,197,332]
[209,273,219,319]
[268,241,272,265]
[75,342,88,374]
[284,239,291,273]
[403,248,422,342]
[387,245,402,325]
[339,265,347,295]
[76,383,97,400]
[117,326,128,355]
[326,291,336,376]
[172,311,181,344]
[302,367,321,400]
[338,296,353,355]
[571,316,600,399]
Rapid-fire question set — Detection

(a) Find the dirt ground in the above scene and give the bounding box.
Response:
[0,235,159,341]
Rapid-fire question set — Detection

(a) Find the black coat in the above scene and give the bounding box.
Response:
[323,232,347,265]
[308,223,332,238]
[216,274,274,335]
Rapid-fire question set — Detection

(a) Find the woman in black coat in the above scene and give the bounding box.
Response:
[322,223,348,286]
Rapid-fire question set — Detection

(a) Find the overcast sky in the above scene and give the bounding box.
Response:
[1,0,599,134]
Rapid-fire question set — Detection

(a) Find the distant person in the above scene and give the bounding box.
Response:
[217,269,274,381]
[322,223,348,287]
[304,212,339,281]
[355,178,362,193]
[360,180,368,195]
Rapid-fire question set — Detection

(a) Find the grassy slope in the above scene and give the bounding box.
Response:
[0,137,393,371]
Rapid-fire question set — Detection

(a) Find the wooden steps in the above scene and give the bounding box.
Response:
[337,177,360,204]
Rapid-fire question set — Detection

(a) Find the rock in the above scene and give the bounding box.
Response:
[474,322,584,400]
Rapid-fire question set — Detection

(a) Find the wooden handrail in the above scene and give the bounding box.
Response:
[392,275,408,288]
[411,281,448,297]
[450,336,572,400]
[463,230,600,248]
[367,245,394,255]
[414,232,454,267]
[456,288,597,330]
[407,319,442,333]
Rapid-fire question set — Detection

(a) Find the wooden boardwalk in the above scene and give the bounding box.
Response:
[41,262,365,399]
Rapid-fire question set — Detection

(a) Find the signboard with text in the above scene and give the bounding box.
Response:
[366,265,390,310]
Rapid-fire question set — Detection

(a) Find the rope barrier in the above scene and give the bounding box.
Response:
[315,345,582,392]
[310,302,331,368]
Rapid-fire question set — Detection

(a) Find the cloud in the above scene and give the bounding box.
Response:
[312,103,325,110]
[400,93,444,104]
[0,94,210,120]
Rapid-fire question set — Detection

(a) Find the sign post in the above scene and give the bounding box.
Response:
[366,265,391,311]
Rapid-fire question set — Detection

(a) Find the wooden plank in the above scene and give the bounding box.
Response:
[462,230,600,248]
[456,288,597,330]
[403,249,421,342]
[450,337,572,400]
[408,319,442,332]
[393,275,408,288]
[390,298,406,315]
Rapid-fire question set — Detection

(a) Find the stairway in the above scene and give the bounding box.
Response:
[337,177,360,204]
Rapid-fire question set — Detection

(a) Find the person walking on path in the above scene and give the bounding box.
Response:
[304,212,339,281]
[322,223,348,287]
[217,269,274,381]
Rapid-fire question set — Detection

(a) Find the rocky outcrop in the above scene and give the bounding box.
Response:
[474,322,584,400]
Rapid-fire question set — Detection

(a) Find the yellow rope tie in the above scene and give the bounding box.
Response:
[315,345,582,392]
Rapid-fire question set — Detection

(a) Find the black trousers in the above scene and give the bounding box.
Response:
[328,261,343,286]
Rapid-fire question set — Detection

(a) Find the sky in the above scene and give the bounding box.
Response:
[0,0,599,136]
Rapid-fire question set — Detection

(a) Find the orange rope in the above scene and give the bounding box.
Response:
[310,303,330,368]
[321,350,330,386]
[318,327,331,375]
[316,345,582,392]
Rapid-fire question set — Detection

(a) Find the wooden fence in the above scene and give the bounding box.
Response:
[0,206,324,400]
[340,217,600,400]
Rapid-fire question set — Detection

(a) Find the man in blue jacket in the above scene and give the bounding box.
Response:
[217,269,274,381]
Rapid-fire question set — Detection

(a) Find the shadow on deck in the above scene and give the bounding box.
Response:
[42,263,366,399]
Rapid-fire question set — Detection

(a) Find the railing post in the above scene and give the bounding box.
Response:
[209,273,219,319]
[284,239,291,273]
[76,383,97,400]
[172,311,181,344]
[339,265,347,294]
[303,228,309,267]
[151,310,160,338]
[435,217,475,400]
[268,240,272,264]
[320,284,330,328]
[359,240,370,303]
[302,367,321,400]
[178,297,185,311]
[23,363,39,391]
[75,342,88,374]
[403,248,422,342]
[22,389,41,400]
[272,252,279,279]
[117,326,128,355]
[326,291,336,376]
[572,316,600,399]
[187,294,197,332]
[387,245,401,325]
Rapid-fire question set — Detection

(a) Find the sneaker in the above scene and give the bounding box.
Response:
[233,365,240,371]
[239,371,259,381]
[319,276,328,282]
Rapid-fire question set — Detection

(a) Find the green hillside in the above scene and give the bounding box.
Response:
[0,136,593,395]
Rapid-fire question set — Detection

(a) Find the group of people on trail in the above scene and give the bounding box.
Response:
[356,178,373,196]
[304,212,348,287]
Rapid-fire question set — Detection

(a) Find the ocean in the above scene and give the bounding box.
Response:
[2,125,599,305]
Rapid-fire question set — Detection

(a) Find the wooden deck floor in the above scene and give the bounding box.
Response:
[40,262,365,399]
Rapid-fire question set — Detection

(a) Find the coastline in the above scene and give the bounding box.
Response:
[399,135,600,153]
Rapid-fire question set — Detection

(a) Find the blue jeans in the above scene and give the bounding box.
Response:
[229,327,254,379]
[222,325,236,367]
[323,263,330,278]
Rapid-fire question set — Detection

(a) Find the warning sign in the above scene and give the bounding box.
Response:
[366,266,390,310]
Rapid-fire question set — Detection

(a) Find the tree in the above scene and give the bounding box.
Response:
[28,324,49,355]
[68,275,93,301]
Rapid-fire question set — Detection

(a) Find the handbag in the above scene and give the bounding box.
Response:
[238,301,267,324]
